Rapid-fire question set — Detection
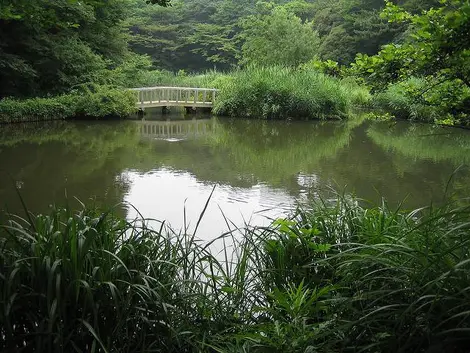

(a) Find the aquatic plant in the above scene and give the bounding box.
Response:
[213,66,367,120]
[2,194,470,352]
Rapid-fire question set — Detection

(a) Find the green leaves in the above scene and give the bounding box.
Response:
[0,0,130,97]
[350,0,470,124]
[0,86,136,123]
[381,1,414,23]
[239,6,320,67]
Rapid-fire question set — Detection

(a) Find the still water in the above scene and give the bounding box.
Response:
[1,116,469,239]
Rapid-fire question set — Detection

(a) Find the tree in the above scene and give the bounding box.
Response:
[239,4,320,67]
[0,0,131,97]
[352,0,470,122]
[311,0,403,64]
[353,0,470,89]
[186,23,239,68]
[0,0,172,97]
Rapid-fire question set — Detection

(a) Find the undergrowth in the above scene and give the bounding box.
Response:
[0,85,136,123]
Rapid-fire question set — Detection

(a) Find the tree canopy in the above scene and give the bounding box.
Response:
[239,4,320,67]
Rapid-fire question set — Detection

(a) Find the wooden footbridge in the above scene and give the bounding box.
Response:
[131,87,219,110]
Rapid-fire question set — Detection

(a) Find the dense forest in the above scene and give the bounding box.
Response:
[0,0,469,122]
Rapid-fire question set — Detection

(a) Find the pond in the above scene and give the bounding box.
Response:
[1,115,470,240]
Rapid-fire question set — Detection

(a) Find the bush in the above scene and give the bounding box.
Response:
[0,85,136,123]
[73,85,137,118]
[0,96,76,123]
[372,77,470,125]
[213,66,363,120]
[373,78,439,121]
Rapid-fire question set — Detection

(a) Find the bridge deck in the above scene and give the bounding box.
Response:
[131,86,219,109]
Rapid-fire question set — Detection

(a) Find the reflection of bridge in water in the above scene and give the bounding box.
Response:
[137,119,216,139]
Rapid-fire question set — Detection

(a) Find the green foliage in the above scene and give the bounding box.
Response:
[311,0,404,65]
[0,86,136,123]
[213,66,367,120]
[106,54,156,88]
[0,96,76,123]
[186,23,239,66]
[73,86,137,118]
[255,196,470,352]
[372,78,438,121]
[0,0,135,98]
[352,0,470,124]
[3,195,470,352]
[125,0,435,71]
[300,59,344,77]
[0,206,200,352]
[239,5,320,67]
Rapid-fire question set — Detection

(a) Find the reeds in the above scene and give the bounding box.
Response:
[213,66,369,120]
[2,195,470,352]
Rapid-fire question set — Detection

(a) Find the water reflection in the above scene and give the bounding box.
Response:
[1,117,470,239]
[123,168,293,238]
[138,118,216,140]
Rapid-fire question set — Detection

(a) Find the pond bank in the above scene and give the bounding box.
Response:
[0,67,371,123]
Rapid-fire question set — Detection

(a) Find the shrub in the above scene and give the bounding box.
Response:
[299,58,345,78]
[372,77,470,124]
[373,78,438,121]
[0,96,76,123]
[73,85,136,118]
[0,86,136,123]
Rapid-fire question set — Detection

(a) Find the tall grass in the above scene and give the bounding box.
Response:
[126,69,230,89]
[0,203,267,352]
[213,66,370,120]
[2,195,470,352]
[258,196,470,352]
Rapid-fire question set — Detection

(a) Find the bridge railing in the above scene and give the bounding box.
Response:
[130,87,219,108]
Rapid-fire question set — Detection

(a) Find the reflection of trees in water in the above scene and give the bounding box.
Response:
[364,121,470,206]
[310,121,470,207]
[2,118,469,214]
[367,122,470,166]
[0,121,145,215]
[131,118,357,194]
